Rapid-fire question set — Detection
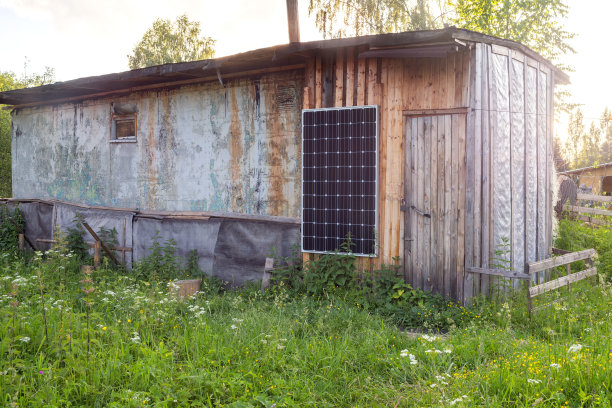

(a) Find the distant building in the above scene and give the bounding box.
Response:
[559,163,612,196]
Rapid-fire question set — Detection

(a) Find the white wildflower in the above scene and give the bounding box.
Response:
[527,379,541,384]
[261,339,267,344]
[409,354,418,365]
[277,344,285,349]
[400,349,409,358]
[19,336,30,343]
[568,344,583,353]
[443,349,452,354]
[130,332,141,344]
[550,363,561,369]
[231,324,238,330]
[421,334,437,342]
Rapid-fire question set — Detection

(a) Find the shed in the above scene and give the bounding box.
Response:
[559,162,612,195]
[0,27,568,301]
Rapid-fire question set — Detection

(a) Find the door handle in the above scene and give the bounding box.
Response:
[411,205,431,218]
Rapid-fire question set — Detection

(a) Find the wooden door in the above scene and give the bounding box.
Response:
[403,113,466,299]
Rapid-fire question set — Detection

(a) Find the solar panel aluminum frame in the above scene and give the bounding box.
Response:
[301,105,379,257]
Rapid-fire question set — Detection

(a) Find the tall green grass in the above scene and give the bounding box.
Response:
[1,247,610,407]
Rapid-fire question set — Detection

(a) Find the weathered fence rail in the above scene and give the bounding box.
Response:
[526,248,597,315]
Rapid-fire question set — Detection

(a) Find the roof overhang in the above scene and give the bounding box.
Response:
[0,27,569,108]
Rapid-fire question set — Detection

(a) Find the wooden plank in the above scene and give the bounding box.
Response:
[457,113,466,302]
[423,115,432,292]
[345,48,355,107]
[321,54,334,108]
[574,214,611,226]
[443,114,452,298]
[436,115,445,296]
[546,69,554,261]
[466,267,530,280]
[403,107,469,116]
[527,248,596,274]
[430,113,439,293]
[473,43,483,297]
[82,222,120,265]
[416,116,425,290]
[335,48,344,107]
[366,58,378,106]
[315,55,322,109]
[450,114,459,299]
[390,60,404,263]
[454,52,464,108]
[551,247,572,256]
[377,60,388,265]
[357,56,366,105]
[529,267,597,297]
[403,119,413,282]
[410,117,419,287]
[577,194,612,203]
[438,56,448,109]
[566,205,612,217]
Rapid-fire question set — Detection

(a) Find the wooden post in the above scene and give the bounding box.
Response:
[566,263,571,298]
[93,241,101,268]
[18,234,24,252]
[81,222,119,265]
[261,257,274,291]
[8,216,37,251]
[285,0,300,43]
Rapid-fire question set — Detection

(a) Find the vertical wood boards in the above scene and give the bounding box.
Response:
[443,114,452,298]
[403,118,413,281]
[423,115,432,292]
[429,111,439,293]
[546,69,553,260]
[304,48,482,300]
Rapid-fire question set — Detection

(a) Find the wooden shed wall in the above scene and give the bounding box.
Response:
[301,47,470,277]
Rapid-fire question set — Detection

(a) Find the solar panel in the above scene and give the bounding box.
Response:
[302,105,378,256]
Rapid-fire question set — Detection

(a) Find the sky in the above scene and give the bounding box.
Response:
[0,0,610,140]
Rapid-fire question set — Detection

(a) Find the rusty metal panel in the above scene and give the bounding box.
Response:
[12,70,304,218]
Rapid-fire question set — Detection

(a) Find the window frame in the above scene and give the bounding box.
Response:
[110,113,138,143]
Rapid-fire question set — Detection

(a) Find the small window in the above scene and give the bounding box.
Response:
[111,113,137,142]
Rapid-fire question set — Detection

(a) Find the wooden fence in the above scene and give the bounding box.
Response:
[466,247,598,315]
[565,194,612,226]
[526,248,597,314]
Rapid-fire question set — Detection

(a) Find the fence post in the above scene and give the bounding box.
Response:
[93,241,101,268]
[18,234,24,252]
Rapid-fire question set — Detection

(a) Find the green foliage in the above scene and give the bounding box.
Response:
[302,239,356,297]
[65,213,89,260]
[555,218,612,277]
[449,0,574,63]
[2,252,609,407]
[0,205,24,254]
[128,14,216,69]
[132,232,180,282]
[0,66,55,197]
[308,0,439,38]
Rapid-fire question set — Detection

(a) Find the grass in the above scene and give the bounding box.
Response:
[1,246,611,407]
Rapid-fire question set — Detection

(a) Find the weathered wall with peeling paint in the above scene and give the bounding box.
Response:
[12,70,303,218]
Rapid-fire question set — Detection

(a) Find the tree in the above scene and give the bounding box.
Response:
[128,14,216,69]
[308,0,440,38]
[449,0,574,64]
[0,65,55,197]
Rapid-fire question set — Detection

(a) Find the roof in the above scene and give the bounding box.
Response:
[0,27,569,108]
[559,162,612,175]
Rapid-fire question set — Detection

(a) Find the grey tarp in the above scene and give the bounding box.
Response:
[53,202,136,266]
[9,199,300,285]
[7,201,54,251]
